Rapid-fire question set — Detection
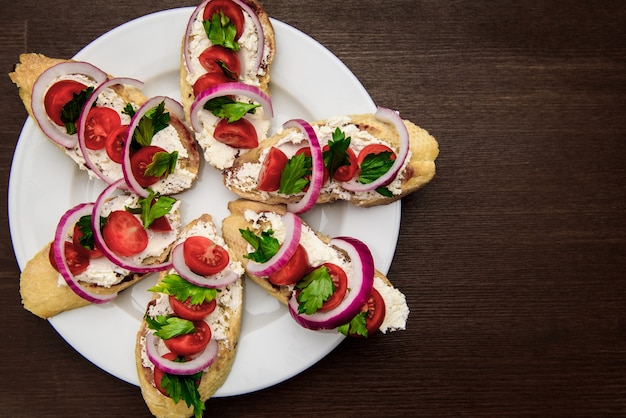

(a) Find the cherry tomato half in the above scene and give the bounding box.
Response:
[199,45,241,78]
[317,263,348,313]
[257,147,288,192]
[193,72,232,97]
[48,241,90,276]
[357,144,397,166]
[164,320,212,357]
[130,145,168,188]
[355,288,386,337]
[183,236,230,276]
[169,296,217,321]
[214,118,258,149]
[102,210,149,257]
[44,80,87,126]
[322,144,358,182]
[84,106,122,150]
[105,124,129,164]
[72,224,103,259]
[202,0,245,40]
[268,244,310,286]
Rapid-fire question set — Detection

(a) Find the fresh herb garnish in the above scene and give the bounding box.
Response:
[133,100,170,147]
[323,128,352,178]
[144,150,178,178]
[203,11,239,51]
[203,97,259,123]
[75,215,97,250]
[338,312,368,337]
[160,371,205,418]
[145,315,195,340]
[122,103,136,118]
[60,86,94,134]
[295,266,334,314]
[125,191,176,229]
[279,152,311,194]
[149,274,217,305]
[240,228,279,263]
[358,151,395,197]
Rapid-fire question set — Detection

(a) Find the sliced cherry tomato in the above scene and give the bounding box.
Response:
[72,224,103,259]
[84,106,121,150]
[354,288,386,337]
[317,263,348,313]
[183,236,230,276]
[193,71,232,97]
[130,145,168,187]
[214,118,258,149]
[169,296,217,321]
[198,45,241,78]
[105,124,129,164]
[48,241,89,276]
[102,210,149,257]
[357,144,397,166]
[322,144,358,182]
[295,146,330,190]
[257,147,288,192]
[202,0,245,40]
[164,320,212,357]
[268,244,310,286]
[44,80,87,126]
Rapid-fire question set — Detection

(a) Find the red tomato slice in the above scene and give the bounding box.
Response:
[322,144,358,182]
[214,118,258,149]
[72,224,103,259]
[257,147,288,192]
[193,72,232,96]
[183,236,230,276]
[202,0,245,39]
[48,241,90,276]
[44,80,87,126]
[357,288,386,337]
[84,106,121,150]
[164,320,212,357]
[105,124,129,164]
[357,144,396,166]
[317,263,348,313]
[130,145,168,188]
[102,210,149,257]
[268,244,310,286]
[295,146,330,190]
[198,45,241,78]
[169,296,217,321]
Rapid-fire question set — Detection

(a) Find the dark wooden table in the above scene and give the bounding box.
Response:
[2,1,625,416]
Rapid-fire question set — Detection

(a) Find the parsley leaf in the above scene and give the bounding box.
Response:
[323,128,352,178]
[146,315,195,340]
[132,100,170,147]
[295,266,335,314]
[338,312,368,337]
[149,274,218,305]
[203,11,239,51]
[127,191,176,229]
[160,371,205,418]
[144,150,178,178]
[122,103,136,118]
[240,228,279,263]
[358,151,394,184]
[60,86,94,135]
[279,152,311,194]
[203,97,260,123]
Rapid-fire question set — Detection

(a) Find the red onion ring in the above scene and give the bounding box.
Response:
[171,243,240,288]
[91,179,174,273]
[31,61,107,148]
[77,77,144,186]
[122,96,185,197]
[52,202,117,304]
[146,332,218,375]
[341,106,410,192]
[287,236,374,330]
[189,82,273,133]
[283,119,324,214]
[245,212,302,277]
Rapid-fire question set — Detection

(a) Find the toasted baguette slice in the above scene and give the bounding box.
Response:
[222,199,409,334]
[222,113,439,207]
[19,195,181,319]
[180,0,276,169]
[9,53,200,195]
[136,214,244,418]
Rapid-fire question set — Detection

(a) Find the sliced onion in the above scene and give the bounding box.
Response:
[77,77,144,186]
[189,82,273,133]
[122,96,185,197]
[288,236,375,330]
[171,243,240,288]
[246,212,302,277]
[146,332,218,375]
[284,119,324,214]
[52,202,117,304]
[31,61,107,148]
[183,0,265,76]
[341,106,410,192]
[91,179,174,273]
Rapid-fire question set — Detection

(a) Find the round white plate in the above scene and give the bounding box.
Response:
[8,7,400,396]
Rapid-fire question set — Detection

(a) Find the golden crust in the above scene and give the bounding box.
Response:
[223,114,439,208]
[136,214,244,418]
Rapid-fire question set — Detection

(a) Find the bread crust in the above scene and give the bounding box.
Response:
[223,114,439,207]
[136,214,243,418]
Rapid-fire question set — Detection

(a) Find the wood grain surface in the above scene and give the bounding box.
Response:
[1,0,625,416]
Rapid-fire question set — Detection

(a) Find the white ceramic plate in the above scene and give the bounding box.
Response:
[8,7,400,396]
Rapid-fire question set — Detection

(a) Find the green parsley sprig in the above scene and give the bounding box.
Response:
[358,151,395,197]
[323,128,352,178]
[203,97,260,123]
[279,152,311,194]
[60,86,94,134]
[133,100,170,147]
[125,191,176,229]
[203,11,239,51]
[149,274,218,305]
[239,228,279,263]
[295,266,335,314]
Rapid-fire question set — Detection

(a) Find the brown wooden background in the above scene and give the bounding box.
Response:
[1,1,625,416]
